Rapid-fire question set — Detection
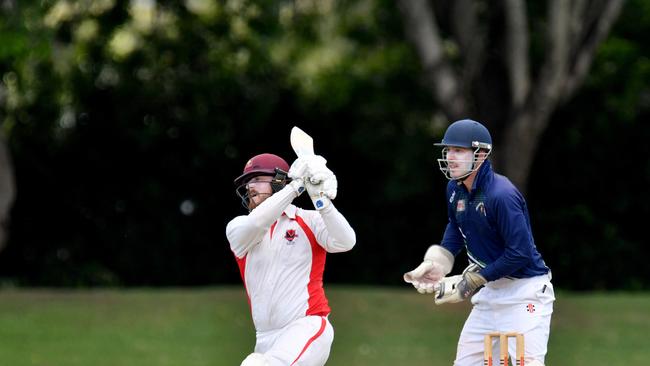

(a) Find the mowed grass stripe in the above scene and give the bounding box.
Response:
[0,287,648,366]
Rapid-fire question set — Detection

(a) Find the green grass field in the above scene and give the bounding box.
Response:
[0,286,648,365]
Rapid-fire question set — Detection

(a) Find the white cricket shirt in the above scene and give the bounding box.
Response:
[226,185,355,332]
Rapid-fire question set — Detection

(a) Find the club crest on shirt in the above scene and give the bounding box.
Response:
[457,199,466,212]
[284,229,298,244]
[526,303,536,313]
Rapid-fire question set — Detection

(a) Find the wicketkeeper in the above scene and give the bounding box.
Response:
[227,152,355,366]
[404,119,555,366]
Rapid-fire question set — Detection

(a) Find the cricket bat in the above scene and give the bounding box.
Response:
[290,126,314,158]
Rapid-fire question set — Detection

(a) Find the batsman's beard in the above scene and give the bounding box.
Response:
[248,192,272,210]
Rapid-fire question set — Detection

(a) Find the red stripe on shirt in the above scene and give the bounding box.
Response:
[270,221,278,239]
[290,316,327,365]
[234,253,251,313]
[295,215,330,317]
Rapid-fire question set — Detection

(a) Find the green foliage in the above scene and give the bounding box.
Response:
[0,0,647,290]
[0,0,440,287]
[528,0,650,290]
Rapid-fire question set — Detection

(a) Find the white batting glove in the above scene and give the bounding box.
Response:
[288,155,333,183]
[306,156,334,185]
[288,157,309,180]
[323,175,337,199]
[305,174,337,210]
[311,171,337,199]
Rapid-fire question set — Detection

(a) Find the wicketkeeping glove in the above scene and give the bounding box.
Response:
[403,261,445,293]
[434,264,487,305]
[404,245,454,294]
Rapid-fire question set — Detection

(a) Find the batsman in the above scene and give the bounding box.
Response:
[404,119,555,366]
[226,127,356,366]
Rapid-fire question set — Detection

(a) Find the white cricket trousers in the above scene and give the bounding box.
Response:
[255,315,334,366]
[454,274,555,366]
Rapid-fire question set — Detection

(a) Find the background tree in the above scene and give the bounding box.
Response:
[397,0,624,193]
[0,0,647,290]
[0,0,24,252]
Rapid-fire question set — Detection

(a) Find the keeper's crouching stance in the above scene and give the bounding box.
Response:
[404,119,555,366]
[227,153,355,366]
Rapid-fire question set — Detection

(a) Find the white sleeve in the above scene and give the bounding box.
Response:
[226,185,300,258]
[312,204,356,253]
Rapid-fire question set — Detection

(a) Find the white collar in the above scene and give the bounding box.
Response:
[283,204,297,219]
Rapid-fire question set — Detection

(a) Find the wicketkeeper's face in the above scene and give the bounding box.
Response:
[445,147,475,179]
[246,175,274,209]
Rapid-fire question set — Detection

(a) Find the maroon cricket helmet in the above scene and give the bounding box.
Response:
[234,153,290,186]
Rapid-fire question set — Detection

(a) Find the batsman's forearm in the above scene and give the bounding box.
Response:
[318,204,356,252]
[247,185,300,228]
[226,185,300,258]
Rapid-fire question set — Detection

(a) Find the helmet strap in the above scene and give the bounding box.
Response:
[271,168,288,193]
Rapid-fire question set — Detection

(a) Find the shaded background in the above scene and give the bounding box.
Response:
[0,0,647,291]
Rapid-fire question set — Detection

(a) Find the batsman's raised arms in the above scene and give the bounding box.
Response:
[288,126,333,184]
[288,127,338,209]
[288,155,337,210]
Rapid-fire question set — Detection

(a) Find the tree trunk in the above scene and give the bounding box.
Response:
[499,111,545,193]
[398,0,624,195]
[0,133,15,252]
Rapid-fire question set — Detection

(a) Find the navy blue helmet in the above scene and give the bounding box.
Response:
[435,119,492,151]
